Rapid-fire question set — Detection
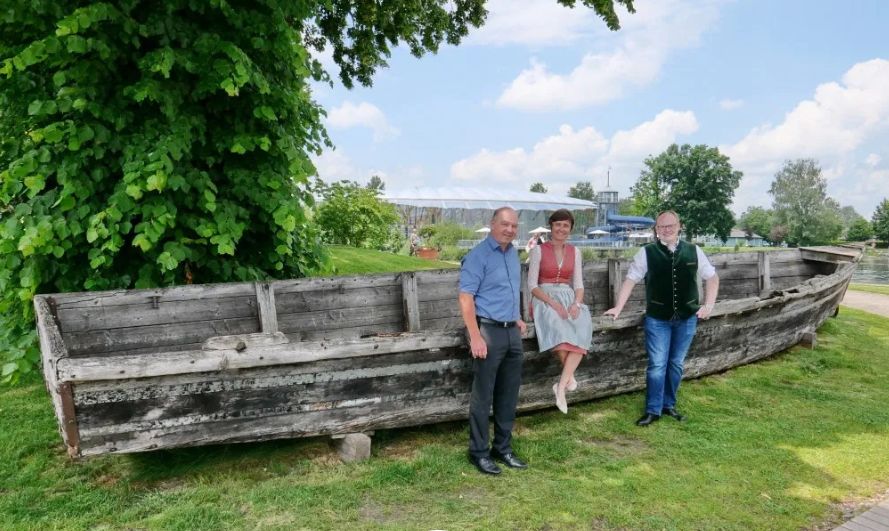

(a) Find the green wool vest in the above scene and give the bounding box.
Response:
[644,240,700,320]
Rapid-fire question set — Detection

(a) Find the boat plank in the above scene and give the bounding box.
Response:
[57,332,467,382]
[65,317,260,358]
[277,305,404,335]
[273,274,401,295]
[55,296,257,333]
[276,285,402,314]
[53,283,256,309]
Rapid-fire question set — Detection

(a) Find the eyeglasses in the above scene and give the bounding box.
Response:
[656,223,678,230]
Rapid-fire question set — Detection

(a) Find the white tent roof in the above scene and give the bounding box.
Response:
[382,187,597,211]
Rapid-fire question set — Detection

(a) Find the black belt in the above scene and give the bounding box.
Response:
[477,317,517,328]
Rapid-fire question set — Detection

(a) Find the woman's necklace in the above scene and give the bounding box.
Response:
[553,244,564,269]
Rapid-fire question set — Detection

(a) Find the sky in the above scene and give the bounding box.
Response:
[311,0,889,219]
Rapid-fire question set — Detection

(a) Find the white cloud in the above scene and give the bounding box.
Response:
[450,109,698,192]
[313,149,431,191]
[724,59,889,216]
[326,101,400,142]
[468,0,600,46]
[719,98,744,110]
[608,110,698,161]
[313,149,360,183]
[496,0,724,111]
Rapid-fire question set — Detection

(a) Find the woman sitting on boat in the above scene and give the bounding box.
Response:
[528,209,593,414]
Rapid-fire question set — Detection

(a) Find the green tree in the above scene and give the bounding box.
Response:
[873,198,889,243]
[769,225,789,246]
[568,181,595,201]
[630,144,741,240]
[0,1,634,383]
[769,159,843,246]
[316,181,401,250]
[366,175,385,191]
[845,218,873,242]
[738,206,774,242]
[529,182,547,193]
[838,205,864,236]
[617,197,640,215]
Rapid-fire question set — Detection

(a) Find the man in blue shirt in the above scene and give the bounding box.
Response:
[459,207,529,475]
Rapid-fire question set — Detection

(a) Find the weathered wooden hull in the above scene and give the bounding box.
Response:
[35,246,861,457]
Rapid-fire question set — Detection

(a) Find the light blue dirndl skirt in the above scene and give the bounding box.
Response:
[532,283,593,353]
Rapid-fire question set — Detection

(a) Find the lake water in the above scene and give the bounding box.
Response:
[853,252,889,285]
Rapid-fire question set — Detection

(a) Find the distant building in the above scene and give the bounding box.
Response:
[595,189,620,227]
[381,186,597,239]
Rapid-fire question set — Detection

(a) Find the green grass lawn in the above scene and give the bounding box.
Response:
[327,245,456,275]
[849,283,889,296]
[2,307,889,529]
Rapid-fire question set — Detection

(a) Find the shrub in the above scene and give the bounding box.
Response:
[316,181,402,251]
[418,223,474,250]
[438,246,468,261]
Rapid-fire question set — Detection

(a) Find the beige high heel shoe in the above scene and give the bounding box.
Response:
[552,383,568,414]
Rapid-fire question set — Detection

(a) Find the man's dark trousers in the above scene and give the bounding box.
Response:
[468,323,524,458]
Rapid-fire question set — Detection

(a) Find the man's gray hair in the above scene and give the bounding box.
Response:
[491,206,515,221]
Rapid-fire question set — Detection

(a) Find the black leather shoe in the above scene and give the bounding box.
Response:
[661,408,685,421]
[635,413,660,426]
[491,450,528,469]
[469,455,501,475]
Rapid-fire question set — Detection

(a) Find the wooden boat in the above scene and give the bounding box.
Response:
[35,245,862,458]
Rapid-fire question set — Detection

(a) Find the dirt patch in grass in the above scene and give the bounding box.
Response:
[94,474,121,488]
[375,438,421,460]
[578,408,620,423]
[584,435,650,457]
[358,497,389,525]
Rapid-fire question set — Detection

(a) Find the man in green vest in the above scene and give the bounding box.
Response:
[604,210,720,426]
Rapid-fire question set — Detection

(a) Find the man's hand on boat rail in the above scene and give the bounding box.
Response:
[696,303,715,320]
[603,307,621,320]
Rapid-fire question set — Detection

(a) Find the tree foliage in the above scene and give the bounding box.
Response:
[845,218,873,242]
[738,206,774,242]
[837,205,864,235]
[0,1,477,384]
[316,181,401,251]
[529,182,547,193]
[366,175,385,191]
[0,0,635,383]
[873,198,889,243]
[567,181,595,201]
[630,144,741,240]
[418,222,474,250]
[769,159,843,246]
[617,197,639,216]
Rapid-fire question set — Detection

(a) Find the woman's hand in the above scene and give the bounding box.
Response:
[549,300,570,320]
[568,302,581,320]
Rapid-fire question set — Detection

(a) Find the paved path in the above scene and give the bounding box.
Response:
[834,288,889,530]
[834,498,889,531]
[841,290,889,318]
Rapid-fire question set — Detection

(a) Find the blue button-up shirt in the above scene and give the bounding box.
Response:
[459,235,521,322]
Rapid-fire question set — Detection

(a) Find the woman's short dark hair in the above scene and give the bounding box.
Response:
[548,209,574,229]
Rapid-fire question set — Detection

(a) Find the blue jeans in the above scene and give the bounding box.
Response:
[644,315,698,415]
